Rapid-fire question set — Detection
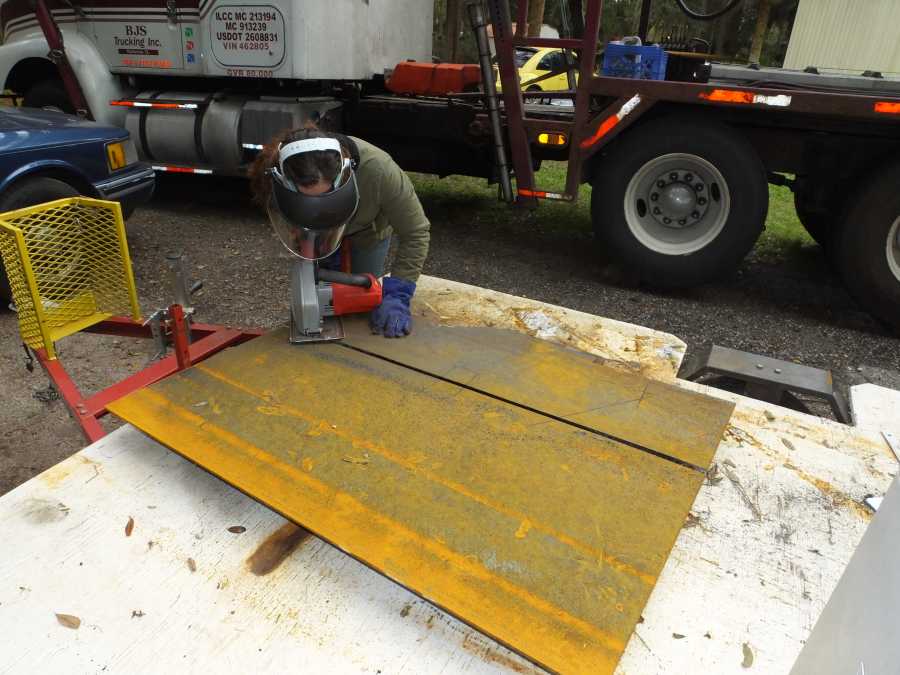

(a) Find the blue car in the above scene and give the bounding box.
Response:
[0,105,154,301]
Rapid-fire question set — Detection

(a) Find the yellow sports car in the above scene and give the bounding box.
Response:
[497,47,576,92]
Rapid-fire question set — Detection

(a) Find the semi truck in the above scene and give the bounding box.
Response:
[0,0,898,330]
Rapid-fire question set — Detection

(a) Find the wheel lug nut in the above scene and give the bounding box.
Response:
[663,217,672,224]
[698,197,707,205]
[653,207,661,215]
[684,173,693,182]
[691,211,700,218]
[657,180,665,188]
[678,219,687,226]
[650,193,659,201]
[695,184,704,192]
[669,172,678,181]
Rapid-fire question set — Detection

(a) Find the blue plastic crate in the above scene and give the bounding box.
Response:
[602,43,668,80]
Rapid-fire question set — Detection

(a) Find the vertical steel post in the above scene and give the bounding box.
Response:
[469,1,513,203]
[565,0,605,197]
[169,305,192,370]
[487,0,537,202]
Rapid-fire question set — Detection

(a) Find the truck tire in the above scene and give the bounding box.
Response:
[23,79,74,114]
[835,164,900,332]
[591,117,768,287]
[0,177,81,306]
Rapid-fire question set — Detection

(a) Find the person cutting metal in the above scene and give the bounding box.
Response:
[251,126,430,338]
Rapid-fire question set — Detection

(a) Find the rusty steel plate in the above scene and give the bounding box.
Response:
[342,316,731,469]
[109,325,734,674]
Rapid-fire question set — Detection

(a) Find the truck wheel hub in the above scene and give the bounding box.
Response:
[624,153,730,256]
[649,171,707,228]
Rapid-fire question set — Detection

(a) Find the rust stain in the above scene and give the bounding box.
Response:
[117,389,628,657]
[228,525,246,534]
[246,522,311,576]
[461,633,532,674]
[195,363,658,587]
[125,516,134,537]
[784,462,872,520]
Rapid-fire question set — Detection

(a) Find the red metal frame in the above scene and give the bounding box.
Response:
[34,306,263,443]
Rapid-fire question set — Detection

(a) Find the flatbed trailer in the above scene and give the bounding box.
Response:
[1,277,898,673]
[349,0,900,331]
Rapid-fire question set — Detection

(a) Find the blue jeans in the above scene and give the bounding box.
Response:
[349,237,392,277]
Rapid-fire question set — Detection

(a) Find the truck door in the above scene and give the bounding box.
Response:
[85,0,197,74]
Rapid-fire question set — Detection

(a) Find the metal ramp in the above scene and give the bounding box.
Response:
[109,317,734,673]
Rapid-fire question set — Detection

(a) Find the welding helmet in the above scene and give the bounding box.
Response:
[267,137,359,261]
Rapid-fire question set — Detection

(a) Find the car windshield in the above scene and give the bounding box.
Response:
[514,48,537,68]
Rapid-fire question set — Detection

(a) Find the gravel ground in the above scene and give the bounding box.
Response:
[1,174,898,495]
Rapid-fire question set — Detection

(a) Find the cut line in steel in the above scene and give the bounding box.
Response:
[340,341,709,474]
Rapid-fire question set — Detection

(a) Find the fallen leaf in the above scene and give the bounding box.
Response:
[781,438,796,451]
[131,610,145,618]
[55,613,81,629]
[672,633,686,639]
[186,558,197,572]
[228,525,246,534]
[704,632,712,639]
[742,642,754,668]
[399,604,412,618]
[125,516,134,537]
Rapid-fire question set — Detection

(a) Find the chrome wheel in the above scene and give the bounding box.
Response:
[624,153,731,255]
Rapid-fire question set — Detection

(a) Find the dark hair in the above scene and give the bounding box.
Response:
[249,123,346,204]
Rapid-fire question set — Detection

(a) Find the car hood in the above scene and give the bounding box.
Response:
[0,107,126,146]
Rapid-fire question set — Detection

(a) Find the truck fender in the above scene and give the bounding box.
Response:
[0,32,128,127]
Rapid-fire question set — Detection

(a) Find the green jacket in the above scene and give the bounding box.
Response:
[344,137,430,282]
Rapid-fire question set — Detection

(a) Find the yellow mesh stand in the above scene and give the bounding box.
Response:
[0,198,141,359]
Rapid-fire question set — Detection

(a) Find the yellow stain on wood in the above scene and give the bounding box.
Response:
[109,326,731,674]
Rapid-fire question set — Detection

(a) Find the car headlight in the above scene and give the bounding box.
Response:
[106,138,138,172]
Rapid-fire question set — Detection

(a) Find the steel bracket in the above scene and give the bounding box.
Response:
[680,344,851,423]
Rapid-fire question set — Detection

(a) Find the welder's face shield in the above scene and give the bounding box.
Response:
[266,138,359,261]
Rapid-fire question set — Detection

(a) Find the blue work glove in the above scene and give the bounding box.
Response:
[370,277,415,338]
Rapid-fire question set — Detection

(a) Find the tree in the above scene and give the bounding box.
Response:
[527,0,547,36]
[748,0,771,63]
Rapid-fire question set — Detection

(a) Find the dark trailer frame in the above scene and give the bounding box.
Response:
[485,0,900,205]
[350,0,900,328]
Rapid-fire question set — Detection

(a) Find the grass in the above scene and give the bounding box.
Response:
[411,163,815,260]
